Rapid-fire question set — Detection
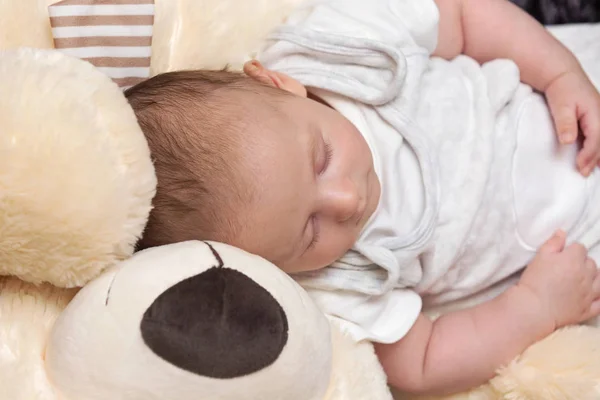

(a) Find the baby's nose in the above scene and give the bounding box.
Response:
[320,178,360,223]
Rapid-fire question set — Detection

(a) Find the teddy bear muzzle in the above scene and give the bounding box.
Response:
[44,240,334,400]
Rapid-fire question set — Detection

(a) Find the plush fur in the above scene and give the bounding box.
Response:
[327,322,394,399]
[0,0,54,50]
[0,48,156,287]
[0,277,76,400]
[150,0,307,74]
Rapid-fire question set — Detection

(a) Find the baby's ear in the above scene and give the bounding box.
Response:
[243,60,307,97]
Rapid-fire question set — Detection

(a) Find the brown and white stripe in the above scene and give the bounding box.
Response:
[48,0,154,90]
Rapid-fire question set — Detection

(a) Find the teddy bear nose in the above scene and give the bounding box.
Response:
[140,266,289,378]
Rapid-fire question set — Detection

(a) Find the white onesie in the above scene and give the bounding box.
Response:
[259,0,600,344]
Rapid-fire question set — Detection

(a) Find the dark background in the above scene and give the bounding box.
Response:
[511,0,600,24]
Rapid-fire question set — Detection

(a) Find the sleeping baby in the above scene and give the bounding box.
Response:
[125,0,600,395]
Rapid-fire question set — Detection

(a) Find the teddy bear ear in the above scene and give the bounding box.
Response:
[0,47,156,288]
[45,241,333,400]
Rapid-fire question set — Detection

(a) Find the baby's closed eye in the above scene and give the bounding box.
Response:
[306,215,321,251]
[318,141,334,174]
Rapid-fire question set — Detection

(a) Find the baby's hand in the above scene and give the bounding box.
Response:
[545,70,600,177]
[518,230,600,330]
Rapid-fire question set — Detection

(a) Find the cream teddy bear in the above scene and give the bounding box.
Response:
[3,0,600,399]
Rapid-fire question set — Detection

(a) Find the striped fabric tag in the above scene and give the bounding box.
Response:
[48,0,154,90]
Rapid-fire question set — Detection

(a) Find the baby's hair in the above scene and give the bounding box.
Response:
[125,69,281,250]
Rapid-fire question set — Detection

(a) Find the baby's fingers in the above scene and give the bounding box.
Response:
[584,272,600,320]
[588,299,600,320]
[578,140,600,177]
[588,258,599,280]
[549,102,579,144]
[539,230,566,254]
[564,242,589,262]
[577,108,600,175]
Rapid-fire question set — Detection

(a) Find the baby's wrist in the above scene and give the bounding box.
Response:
[507,284,557,336]
[542,64,586,93]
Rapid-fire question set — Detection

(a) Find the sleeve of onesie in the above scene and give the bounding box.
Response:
[271,0,440,53]
[260,0,440,106]
[307,284,423,344]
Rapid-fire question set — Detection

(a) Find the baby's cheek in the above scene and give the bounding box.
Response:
[328,229,357,262]
[304,244,344,272]
[294,227,359,272]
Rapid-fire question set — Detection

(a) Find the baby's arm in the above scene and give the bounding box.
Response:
[434,0,600,176]
[376,288,549,394]
[375,232,600,395]
[433,0,578,92]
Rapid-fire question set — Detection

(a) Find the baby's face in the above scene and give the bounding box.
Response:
[233,92,380,273]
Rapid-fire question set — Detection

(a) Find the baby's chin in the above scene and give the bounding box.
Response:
[317,242,358,270]
[284,253,344,274]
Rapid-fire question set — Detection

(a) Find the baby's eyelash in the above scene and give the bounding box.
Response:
[307,216,321,250]
[307,230,320,250]
[323,142,333,172]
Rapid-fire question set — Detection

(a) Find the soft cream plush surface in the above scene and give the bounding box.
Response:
[326,322,393,400]
[0,48,156,287]
[150,0,307,74]
[0,277,76,400]
[0,0,55,50]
